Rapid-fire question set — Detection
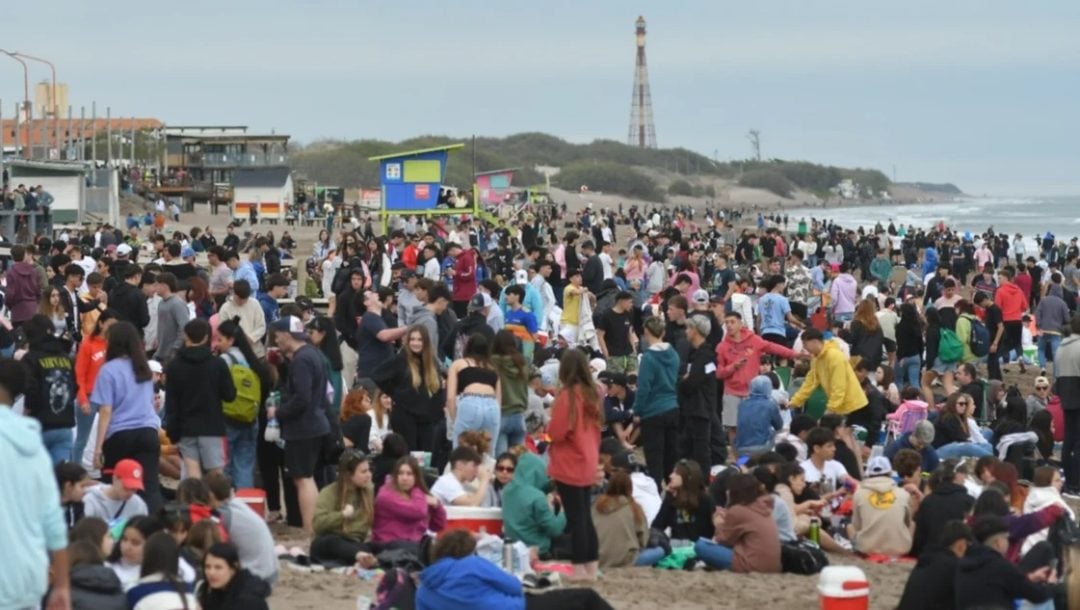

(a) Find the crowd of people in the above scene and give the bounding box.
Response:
[3,200,1080,609]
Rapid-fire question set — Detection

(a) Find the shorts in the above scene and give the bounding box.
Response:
[607,354,638,376]
[283,436,323,479]
[722,393,743,428]
[178,436,227,470]
[931,357,958,375]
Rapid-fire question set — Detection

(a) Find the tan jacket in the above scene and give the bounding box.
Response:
[851,475,912,556]
[591,496,648,568]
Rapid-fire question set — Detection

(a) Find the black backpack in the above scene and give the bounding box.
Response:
[780,540,829,575]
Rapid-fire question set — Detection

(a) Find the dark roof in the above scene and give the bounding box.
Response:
[232,167,291,188]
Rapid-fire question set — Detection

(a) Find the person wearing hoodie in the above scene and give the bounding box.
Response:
[911,459,976,557]
[694,472,781,572]
[6,244,46,326]
[107,264,150,334]
[1058,315,1080,494]
[897,520,972,610]
[591,469,653,568]
[416,528,525,610]
[734,376,783,457]
[501,451,566,556]
[790,329,868,419]
[197,542,271,610]
[716,311,800,446]
[1020,466,1075,556]
[678,315,718,470]
[164,319,237,479]
[828,263,858,322]
[153,272,191,364]
[22,314,78,465]
[450,241,477,318]
[994,266,1029,368]
[1035,277,1071,373]
[849,456,913,556]
[68,540,126,610]
[954,515,1056,610]
[0,358,71,610]
[634,317,681,491]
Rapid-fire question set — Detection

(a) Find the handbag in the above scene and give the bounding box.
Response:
[780,540,829,575]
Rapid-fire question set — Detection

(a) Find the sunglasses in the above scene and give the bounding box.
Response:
[957,401,970,406]
[496,466,515,473]
[1036,386,1050,391]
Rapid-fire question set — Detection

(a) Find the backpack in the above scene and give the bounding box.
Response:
[963,314,991,358]
[221,353,261,424]
[938,328,964,363]
[780,540,829,575]
[370,567,417,610]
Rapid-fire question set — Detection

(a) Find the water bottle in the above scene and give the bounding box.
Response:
[502,537,514,572]
[808,518,821,546]
[265,418,285,449]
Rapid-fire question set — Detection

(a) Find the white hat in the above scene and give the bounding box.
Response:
[148,360,163,374]
[116,243,132,256]
[865,455,893,477]
[514,269,529,285]
[691,289,710,304]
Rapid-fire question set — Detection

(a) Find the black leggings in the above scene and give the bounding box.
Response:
[390,409,436,453]
[555,482,598,564]
[257,415,300,526]
[640,409,678,493]
[526,588,615,610]
[310,534,372,567]
[102,427,162,514]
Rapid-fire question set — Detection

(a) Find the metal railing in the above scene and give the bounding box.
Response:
[202,152,288,167]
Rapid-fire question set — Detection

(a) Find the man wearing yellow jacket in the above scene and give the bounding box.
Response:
[791,329,869,424]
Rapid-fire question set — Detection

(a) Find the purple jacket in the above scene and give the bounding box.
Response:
[6,261,42,323]
[830,273,858,315]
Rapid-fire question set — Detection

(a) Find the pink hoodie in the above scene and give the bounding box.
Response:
[829,273,858,315]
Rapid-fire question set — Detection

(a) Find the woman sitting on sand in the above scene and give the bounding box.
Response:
[372,455,447,551]
[650,459,714,543]
[773,462,847,553]
[310,450,378,569]
[591,469,656,568]
[694,473,781,573]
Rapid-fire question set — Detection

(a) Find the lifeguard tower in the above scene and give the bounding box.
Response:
[368,143,474,231]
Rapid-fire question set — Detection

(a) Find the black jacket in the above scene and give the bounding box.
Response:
[651,491,715,541]
[277,344,332,441]
[678,343,717,419]
[109,281,150,333]
[23,336,77,430]
[332,286,363,349]
[954,543,1053,609]
[443,312,494,360]
[895,317,925,360]
[582,254,604,294]
[897,546,961,610]
[370,351,446,424]
[163,345,237,441]
[198,568,271,610]
[911,482,975,557]
[848,319,884,369]
[70,564,126,610]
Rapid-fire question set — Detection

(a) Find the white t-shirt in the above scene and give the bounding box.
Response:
[599,253,614,279]
[431,473,467,506]
[799,458,848,488]
[423,257,441,281]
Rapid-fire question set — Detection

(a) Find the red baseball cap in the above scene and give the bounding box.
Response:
[111,459,145,491]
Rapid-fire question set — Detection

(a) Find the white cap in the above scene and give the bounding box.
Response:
[116,243,133,256]
[514,269,529,285]
[865,455,893,477]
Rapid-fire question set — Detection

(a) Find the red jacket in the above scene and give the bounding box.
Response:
[451,247,477,302]
[1014,272,1033,303]
[547,386,601,487]
[401,244,419,270]
[715,330,799,396]
[994,281,1029,322]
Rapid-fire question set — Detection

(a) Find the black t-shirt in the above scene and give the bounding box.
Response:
[598,309,633,356]
[356,311,393,378]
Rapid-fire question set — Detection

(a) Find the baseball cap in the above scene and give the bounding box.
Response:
[611,450,641,472]
[180,246,195,258]
[116,243,132,256]
[514,269,529,285]
[691,289,710,304]
[112,458,145,491]
[468,292,492,312]
[270,315,308,341]
[865,455,893,477]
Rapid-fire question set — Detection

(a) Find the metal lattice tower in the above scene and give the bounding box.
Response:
[627,15,657,148]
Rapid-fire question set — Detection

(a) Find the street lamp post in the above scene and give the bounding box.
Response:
[0,50,31,158]
[12,52,57,159]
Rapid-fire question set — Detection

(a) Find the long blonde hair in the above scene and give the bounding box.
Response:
[405,324,441,395]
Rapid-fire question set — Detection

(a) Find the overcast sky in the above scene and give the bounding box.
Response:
[4,1,1077,195]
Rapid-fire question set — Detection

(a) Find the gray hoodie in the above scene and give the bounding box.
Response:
[154,294,190,363]
[410,304,439,349]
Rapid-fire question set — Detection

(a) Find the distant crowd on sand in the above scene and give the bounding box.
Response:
[5,198,1080,609]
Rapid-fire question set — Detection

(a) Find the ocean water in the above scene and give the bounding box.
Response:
[796,196,1080,243]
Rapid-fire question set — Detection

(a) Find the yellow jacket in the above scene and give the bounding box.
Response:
[791,339,868,415]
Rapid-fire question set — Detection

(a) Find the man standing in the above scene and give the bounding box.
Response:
[164,319,237,479]
[355,289,409,385]
[449,241,477,318]
[1056,315,1080,496]
[597,291,637,375]
[829,263,858,323]
[153,272,189,364]
[266,316,332,533]
[0,359,70,610]
[790,329,870,426]
[22,315,78,465]
[226,249,259,293]
[219,279,267,357]
[110,264,150,333]
[207,246,232,306]
[679,316,718,470]
[994,266,1029,366]
[257,273,289,327]
[5,245,44,327]
[581,240,604,294]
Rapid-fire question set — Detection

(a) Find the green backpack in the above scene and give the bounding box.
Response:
[938,328,964,364]
[222,353,261,424]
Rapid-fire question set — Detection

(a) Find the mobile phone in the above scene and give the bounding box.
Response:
[735,455,750,468]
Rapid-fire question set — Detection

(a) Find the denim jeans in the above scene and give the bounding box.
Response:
[693,537,734,570]
[634,546,666,566]
[453,394,500,457]
[895,355,922,391]
[226,423,258,489]
[73,402,99,467]
[41,427,74,465]
[1038,333,1062,372]
[936,441,994,459]
[496,412,526,456]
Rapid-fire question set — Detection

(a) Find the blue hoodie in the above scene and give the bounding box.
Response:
[633,343,680,419]
[0,406,68,608]
[923,247,939,278]
[734,376,783,451]
[416,556,525,610]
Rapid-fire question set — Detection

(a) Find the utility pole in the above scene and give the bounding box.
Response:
[747,130,761,162]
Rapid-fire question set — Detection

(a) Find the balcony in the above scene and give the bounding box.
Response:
[202,152,288,167]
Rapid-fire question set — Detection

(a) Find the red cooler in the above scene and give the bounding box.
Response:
[818,565,869,610]
[236,488,267,518]
[445,506,503,536]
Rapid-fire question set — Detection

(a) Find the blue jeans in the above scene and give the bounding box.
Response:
[634,546,666,566]
[1038,333,1062,372]
[41,427,74,466]
[834,311,853,323]
[693,537,734,570]
[936,441,994,459]
[226,423,258,489]
[73,402,99,467]
[895,355,922,391]
[496,413,526,456]
[453,394,500,457]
